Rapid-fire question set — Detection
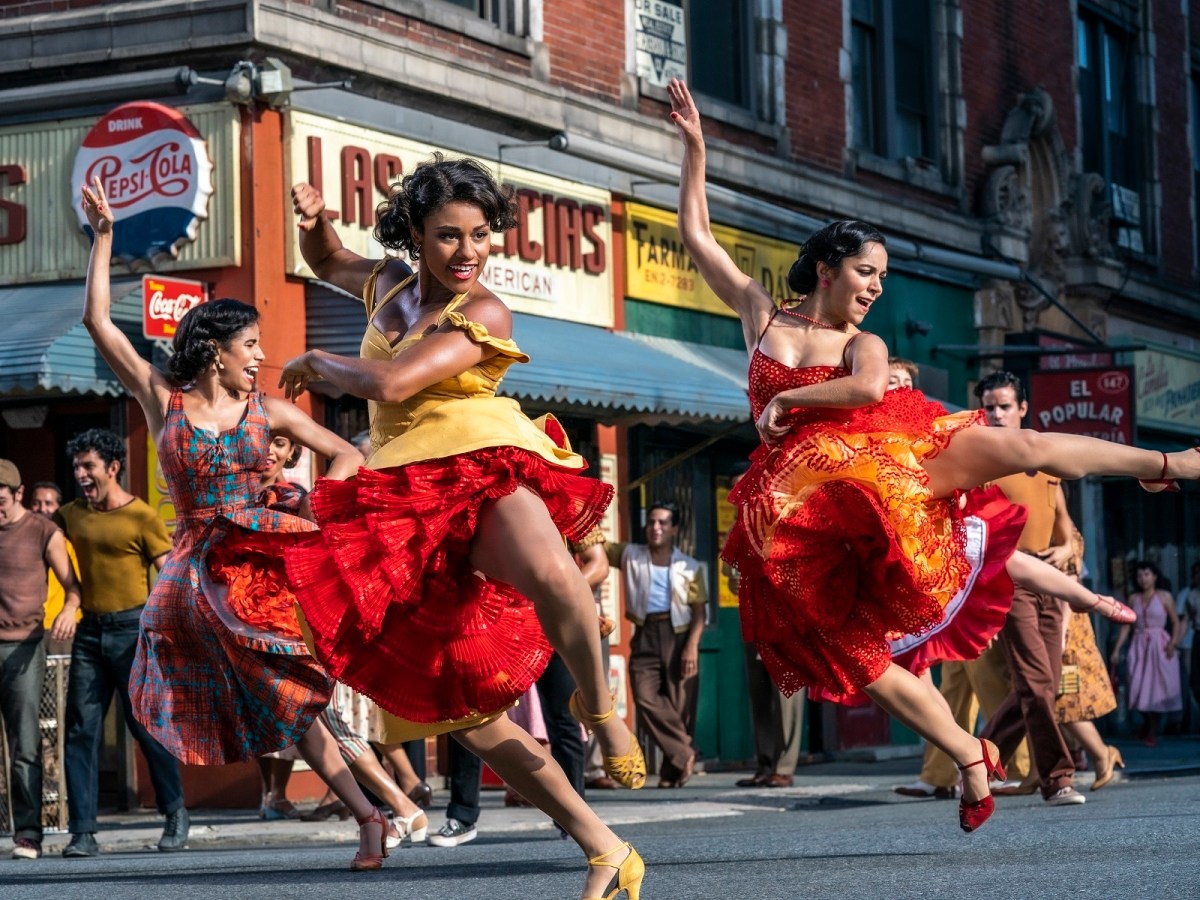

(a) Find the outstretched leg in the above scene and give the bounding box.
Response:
[923,425,1200,498]
[864,664,995,813]
[469,486,640,784]
[296,719,382,863]
[454,716,632,900]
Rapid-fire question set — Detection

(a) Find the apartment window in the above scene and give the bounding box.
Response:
[851,0,937,163]
[687,0,753,110]
[635,0,773,123]
[439,0,524,33]
[1077,9,1137,191]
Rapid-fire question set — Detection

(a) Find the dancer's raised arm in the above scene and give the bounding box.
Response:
[292,182,411,298]
[668,80,774,329]
[80,178,173,436]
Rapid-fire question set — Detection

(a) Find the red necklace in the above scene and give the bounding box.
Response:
[778,302,847,332]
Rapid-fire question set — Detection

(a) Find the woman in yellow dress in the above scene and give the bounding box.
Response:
[272,156,643,900]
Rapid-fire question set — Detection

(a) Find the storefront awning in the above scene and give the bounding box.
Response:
[306,283,750,424]
[0,280,148,397]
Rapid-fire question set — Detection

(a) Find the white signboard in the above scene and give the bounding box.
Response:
[634,0,687,87]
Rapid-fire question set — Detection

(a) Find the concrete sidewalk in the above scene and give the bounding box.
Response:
[6,735,1198,857]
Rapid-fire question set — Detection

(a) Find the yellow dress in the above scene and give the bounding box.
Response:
[286,265,613,741]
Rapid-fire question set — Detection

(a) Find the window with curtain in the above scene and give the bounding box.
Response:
[850,0,937,163]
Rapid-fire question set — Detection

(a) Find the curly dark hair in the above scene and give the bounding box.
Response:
[373,153,518,258]
[166,299,260,386]
[787,220,887,294]
[66,428,126,476]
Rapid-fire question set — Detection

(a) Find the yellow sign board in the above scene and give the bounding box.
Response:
[715,481,739,608]
[284,111,615,328]
[624,202,799,317]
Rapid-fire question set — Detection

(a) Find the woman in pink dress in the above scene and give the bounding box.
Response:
[1111,561,1185,746]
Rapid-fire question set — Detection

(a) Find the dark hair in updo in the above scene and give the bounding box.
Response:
[167,299,260,386]
[373,153,518,258]
[787,220,887,294]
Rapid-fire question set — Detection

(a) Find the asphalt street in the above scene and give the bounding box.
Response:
[3,767,1199,899]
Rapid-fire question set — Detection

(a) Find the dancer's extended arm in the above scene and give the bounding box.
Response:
[279,295,510,403]
[79,177,173,437]
[261,396,364,481]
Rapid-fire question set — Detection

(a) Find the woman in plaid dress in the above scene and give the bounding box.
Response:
[79,178,393,871]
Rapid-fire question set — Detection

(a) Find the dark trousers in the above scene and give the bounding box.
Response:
[65,608,184,833]
[630,617,697,779]
[445,732,482,826]
[402,739,426,780]
[535,652,584,797]
[980,585,1073,798]
[743,642,806,777]
[0,634,46,842]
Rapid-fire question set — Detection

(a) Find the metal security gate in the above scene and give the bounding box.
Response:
[0,654,69,835]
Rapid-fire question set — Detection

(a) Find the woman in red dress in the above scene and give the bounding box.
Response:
[668,79,1197,833]
[274,157,643,899]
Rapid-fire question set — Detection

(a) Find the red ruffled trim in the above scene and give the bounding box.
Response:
[208,532,305,640]
[280,447,612,724]
[890,486,1025,678]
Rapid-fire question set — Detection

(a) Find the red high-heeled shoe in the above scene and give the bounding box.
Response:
[1083,594,1137,625]
[958,738,1005,833]
[350,807,388,871]
[1139,450,1194,493]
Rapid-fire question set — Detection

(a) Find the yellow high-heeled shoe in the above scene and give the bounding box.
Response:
[569,690,647,790]
[583,841,644,900]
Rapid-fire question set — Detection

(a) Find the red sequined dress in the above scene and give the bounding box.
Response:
[722,341,1020,704]
[226,267,612,741]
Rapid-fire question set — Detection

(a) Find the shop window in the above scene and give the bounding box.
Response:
[850,0,938,166]
[634,0,782,127]
[1077,6,1147,254]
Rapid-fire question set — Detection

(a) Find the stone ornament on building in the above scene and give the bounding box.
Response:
[979,87,1114,331]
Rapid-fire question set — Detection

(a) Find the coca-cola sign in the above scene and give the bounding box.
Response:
[143,275,207,340]
[72,102,214,264]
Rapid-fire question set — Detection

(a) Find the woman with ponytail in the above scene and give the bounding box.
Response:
[668,79,1197,834]
[78,178,398,872]
[271,155,644,899]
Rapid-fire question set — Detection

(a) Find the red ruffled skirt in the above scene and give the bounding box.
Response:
[723,391,989,704]
[271,447,611,724]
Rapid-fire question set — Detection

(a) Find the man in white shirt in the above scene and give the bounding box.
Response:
[607,501,706,788]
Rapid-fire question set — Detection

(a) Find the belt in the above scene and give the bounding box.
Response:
[643,612,672,623]
[81,605,146,625]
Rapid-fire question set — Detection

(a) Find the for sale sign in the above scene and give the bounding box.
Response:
[1029,367,1134,444]
[143,275,207,340]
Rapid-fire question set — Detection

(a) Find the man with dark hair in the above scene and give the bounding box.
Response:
[30,481,63,516]
[974,373,1088,807]
[55,429,189,856]
[607,501,707,788]
[0,460,81,859]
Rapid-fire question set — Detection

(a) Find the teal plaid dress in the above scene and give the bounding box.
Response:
[130,390,332,765]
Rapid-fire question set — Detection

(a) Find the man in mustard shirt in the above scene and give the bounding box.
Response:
[54,429,188,857]
[976,373,1087,807]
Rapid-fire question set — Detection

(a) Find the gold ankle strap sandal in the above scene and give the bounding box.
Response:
[569,690,647,790]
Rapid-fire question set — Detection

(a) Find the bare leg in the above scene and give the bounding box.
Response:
[863,664,992,806]
[375,742,421,794]
[455,716,627,899]
[469,487,636,774]
[918,668,955,720]
[923,426,1200,498]
[348,751,425,827]
[296,720,380,858]
[1062,720,1104,772]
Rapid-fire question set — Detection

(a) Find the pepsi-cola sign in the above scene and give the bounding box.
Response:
[72,102,214,264]
[143,275,207,340]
